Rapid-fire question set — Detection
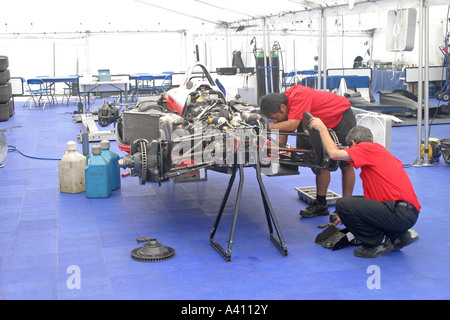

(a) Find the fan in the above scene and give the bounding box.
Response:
[0,129,7,168]
[355,113,387,147]
[386,8,417,52]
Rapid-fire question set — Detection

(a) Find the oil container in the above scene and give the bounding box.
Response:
[100,140,121,190]
[58,141,86,194]
[85,144,111,198]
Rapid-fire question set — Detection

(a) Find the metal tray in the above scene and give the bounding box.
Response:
[295,186,341,206]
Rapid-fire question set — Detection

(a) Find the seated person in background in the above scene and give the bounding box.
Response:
[259,85,356,218]
[309,118,421,258]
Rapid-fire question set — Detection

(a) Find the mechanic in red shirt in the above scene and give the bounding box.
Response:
[259,85,356,218]
[309,117,420,258]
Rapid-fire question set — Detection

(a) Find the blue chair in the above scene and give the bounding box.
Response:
[37,76,58,104]
[136,74,155,98]
[151,73,172,95]
[25,78,53,109]
[282,70,298,90]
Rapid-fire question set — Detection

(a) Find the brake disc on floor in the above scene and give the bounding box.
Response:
[131,237,175,262]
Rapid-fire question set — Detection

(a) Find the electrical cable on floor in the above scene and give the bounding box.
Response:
[1,126,61,161]
[402,163,413,168]
[7,145,61,161]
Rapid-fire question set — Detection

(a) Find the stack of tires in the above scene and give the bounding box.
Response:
[0,55,14,122]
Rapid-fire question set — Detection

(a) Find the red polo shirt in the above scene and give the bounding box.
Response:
[345,142,421,212]
[285,85,351,128]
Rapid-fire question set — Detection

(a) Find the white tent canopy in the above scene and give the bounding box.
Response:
[0,0,384,34]
[1,0,447,33]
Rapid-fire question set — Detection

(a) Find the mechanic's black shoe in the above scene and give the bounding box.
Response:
[353,237,394,258]
[392,229,419,251]
[299,200,330,218]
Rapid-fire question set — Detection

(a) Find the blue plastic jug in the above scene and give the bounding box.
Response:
[85,145,111,198]
[101,140,121,190]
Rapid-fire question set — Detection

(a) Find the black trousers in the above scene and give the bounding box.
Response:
[335,196,419,247]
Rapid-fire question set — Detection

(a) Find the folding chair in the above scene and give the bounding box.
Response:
[151,73,172,95]
[25,78,53,109]
[36,76,58,104]
[137,75,155,98]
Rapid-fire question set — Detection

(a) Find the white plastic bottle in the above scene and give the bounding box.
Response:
[58,141,86,194]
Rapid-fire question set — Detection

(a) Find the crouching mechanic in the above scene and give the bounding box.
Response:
[309,117,421,258]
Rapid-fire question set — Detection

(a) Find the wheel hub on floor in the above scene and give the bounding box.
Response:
[131,237,175,262]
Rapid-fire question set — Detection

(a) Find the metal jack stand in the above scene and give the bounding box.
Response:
[210,158,288,262]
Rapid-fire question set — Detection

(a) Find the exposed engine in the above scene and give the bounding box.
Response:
[117,94,270,184]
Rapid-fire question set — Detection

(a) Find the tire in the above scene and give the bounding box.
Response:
[0,82,12,103]
[0,69,10,85]
[0,100,10,121]
[0,56,8,72]
[8,99,14,117]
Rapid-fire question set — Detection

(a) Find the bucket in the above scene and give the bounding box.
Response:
[85,144,111,198]
[101,140,121,190]
[58,141,86,194]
